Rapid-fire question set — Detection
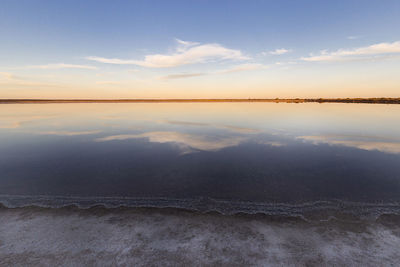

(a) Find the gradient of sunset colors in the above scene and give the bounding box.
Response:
[1,0,399,99]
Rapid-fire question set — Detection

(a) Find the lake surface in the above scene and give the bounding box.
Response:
[1,102,400,216]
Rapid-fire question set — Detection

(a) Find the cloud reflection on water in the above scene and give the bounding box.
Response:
[299,135,400,154]
[162,120,261,134]
[0,116,54,129]
[96,131,246,153]
[39,130,102,136]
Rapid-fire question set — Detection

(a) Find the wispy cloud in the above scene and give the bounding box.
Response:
[175,38,199,48]
[216,63,268,74]
[265,48,292,56]
[86,39,249,68]
[27,63,97,70]
[0,72,60,87]
[301,41,400,62]
[347,35,362,40]
[269,48,292,55]
[158,73,206,80]
[0,72,16,80]
[85,57,137,65]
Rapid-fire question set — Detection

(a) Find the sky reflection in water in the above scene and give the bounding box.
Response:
[0,103,400,203]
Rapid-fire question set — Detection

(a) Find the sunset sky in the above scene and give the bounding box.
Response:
[1,0,399,99]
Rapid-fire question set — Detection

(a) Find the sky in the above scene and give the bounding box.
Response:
[0,0,399,99]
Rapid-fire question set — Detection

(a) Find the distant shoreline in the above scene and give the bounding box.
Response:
[1,98,400,104]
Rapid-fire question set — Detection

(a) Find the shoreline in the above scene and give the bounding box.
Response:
[2,195,400,221]
[1,204,400,266]
[1,202,400,222]
[1,97,400,104]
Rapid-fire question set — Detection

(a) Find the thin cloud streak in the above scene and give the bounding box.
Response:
[301,41,400,62]
[159,63,267,80]
[0,72,67,88]
[216,63,268,74]
[347,35,362,40]
[266,48,292,55]
[158,73,206,80]
[175,38,199,47]
[27,63,97,70]
[0,72,16,80]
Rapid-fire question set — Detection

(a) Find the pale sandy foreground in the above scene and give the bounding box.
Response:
[1,206,400,266]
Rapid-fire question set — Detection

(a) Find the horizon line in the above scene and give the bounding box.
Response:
[1,97,399,104]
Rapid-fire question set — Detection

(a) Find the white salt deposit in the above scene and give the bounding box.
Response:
[1,207,399,266]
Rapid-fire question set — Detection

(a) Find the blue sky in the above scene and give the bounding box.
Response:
[1,0,400,98]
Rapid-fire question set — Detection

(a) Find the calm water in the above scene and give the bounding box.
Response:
[1,103,400,214]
